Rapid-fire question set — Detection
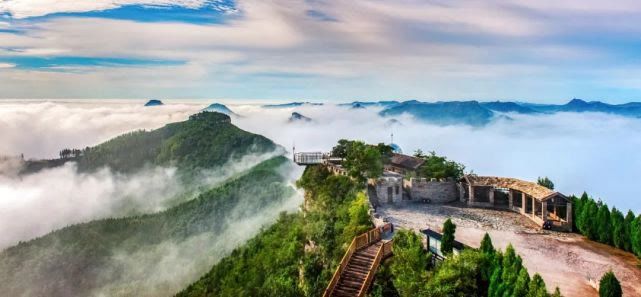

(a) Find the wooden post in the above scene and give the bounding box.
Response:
[531,197,536,216]
[521,193,526,214]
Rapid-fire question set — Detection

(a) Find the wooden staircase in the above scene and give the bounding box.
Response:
[323,224,393,297]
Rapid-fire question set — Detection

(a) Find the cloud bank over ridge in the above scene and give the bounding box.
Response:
[0,99,639,235]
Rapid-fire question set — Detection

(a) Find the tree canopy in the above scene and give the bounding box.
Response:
[537,177,555,190]
[572,192,641,258]
[331,139,391,182]
[599,271,622,297]
[441,218,457,254]
[414,150,465,180]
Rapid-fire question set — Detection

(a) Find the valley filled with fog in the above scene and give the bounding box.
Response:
[1,99,640,222]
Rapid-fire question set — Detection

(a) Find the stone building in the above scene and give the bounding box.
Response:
[370,172,403,204]
[385,153,425,176]
[460,175,572,231]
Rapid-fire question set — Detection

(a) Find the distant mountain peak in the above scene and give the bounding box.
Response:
[144,99,163,107]
[262,102,323,108]
[288,112,312,123]
[567,98,589,106]
[203,103,239,117]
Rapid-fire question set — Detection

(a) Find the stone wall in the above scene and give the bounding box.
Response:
[375,176,403,204]
[406,178,459,203]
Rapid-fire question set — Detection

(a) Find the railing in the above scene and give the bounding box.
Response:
[293,152,327,165]
[323,224,392,297]
[357,240,394,297]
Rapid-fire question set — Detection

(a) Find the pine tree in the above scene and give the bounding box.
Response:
[527,274,548,297]
[596,204,612,245]
[441,218,456,255]
[623,211,635,252]
[632,215,641,257]
[599,271,622,297]
[551,287,563,297]
[537,177,555,190]
[480,233,495,255]
[579,200,599,240]
[576,193,590,234]
[488,267,503,297]
[570,195,580,231]
[610,208,625,249]
[501,245,521,295]
[513,267,531,297]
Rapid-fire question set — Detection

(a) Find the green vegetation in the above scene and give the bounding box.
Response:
[382,230,560,297]
[390,230,429,296]
[177,213,305,297]
[178,164,373,297]
[23,112,276,175]
[573,192,641,258]
[331,139,392,182]
[537,177,555,190]
[0,112,290,297]
[57,112,274,174]
[413,150,465,180]
[441,218,456,255]
[599,271,622,297]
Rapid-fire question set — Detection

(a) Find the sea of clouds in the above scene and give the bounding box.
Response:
[0,99,640,246]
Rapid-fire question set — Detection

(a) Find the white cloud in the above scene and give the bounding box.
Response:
[0,0,232,19]
[3,100,641,215]
[0,63,15,68]
[1,0,640,100]
[232,103,641,213]
[0,151,281,249]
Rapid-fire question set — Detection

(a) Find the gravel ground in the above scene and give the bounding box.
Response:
[376,201,641,297]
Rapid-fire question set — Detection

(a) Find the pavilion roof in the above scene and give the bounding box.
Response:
[463,175,566,201]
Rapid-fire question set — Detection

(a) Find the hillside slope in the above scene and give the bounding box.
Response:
[76,111,275,173]
[0,157,295,297]
[20,112,275,175]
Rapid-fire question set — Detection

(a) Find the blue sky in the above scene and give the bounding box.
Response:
[0,0,640,103]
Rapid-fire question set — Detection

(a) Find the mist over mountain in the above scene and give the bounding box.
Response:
[203,103,239,117]
[521,98,641,117]
[288,112,312,123]
[263,102,323,109]
[380,100,495,126]
[0,111,300,296]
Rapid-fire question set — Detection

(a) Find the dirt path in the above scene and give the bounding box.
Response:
[376,202,641,297]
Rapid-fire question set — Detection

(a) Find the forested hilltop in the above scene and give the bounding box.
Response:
[178,165,373,296]
[23,111,276,174]
[0,112,295,296]
[178,161,560,297]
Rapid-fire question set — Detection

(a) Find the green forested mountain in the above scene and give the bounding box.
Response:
[0,157,294,297]
[21,112,276,175]
[0,112,293,297]
[76,112,276,173]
